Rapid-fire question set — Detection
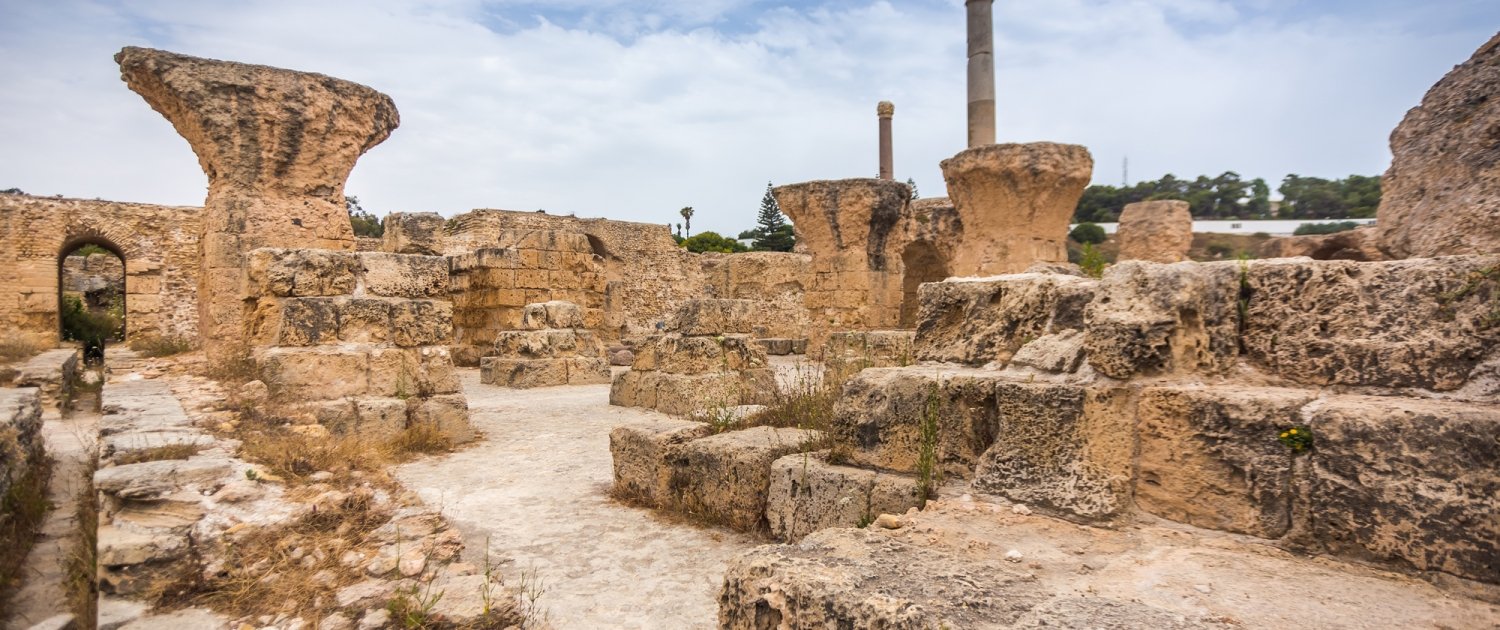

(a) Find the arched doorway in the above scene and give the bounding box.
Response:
[57,235,127,345]
[899,241,949,328]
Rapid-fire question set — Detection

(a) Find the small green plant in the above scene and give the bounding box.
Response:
[244,468,259,482]
[1078,243,1107,279]
[1278,425,1313,453]
[916,382,944,503]
[128,334,197,357]
[387,580,444,629]
[855,512,875,529]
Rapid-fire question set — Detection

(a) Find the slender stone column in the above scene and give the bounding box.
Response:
[877,101,895,180]
[966,0,996,147]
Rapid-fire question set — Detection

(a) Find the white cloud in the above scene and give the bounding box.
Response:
[0,0,1494,237]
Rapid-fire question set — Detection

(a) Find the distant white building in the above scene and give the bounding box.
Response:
[1074,218,1377,237]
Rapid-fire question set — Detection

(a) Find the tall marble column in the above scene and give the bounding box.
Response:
[966,0,996,147]
[877,101,895,180]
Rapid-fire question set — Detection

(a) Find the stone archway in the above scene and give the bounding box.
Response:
[56,232,128,342]
[898,240,949,328]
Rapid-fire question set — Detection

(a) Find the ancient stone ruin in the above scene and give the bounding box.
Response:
[0,19,1497,630]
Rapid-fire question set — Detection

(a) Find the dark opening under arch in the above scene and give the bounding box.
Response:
[899,241,949,329]
[57,233,127,343]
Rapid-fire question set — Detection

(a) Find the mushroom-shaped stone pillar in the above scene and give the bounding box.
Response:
[966,0,996,147]
[940,143,1093,275]
[877,101,895,180]
[116,47,399,355]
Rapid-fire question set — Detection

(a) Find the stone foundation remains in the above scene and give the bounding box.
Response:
[479,300,611,388]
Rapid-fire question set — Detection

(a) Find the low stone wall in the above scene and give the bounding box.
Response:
[0,388,45,534]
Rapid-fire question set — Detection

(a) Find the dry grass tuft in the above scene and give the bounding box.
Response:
[128,335,197,358]
[65,457,98,629]
[0,335,46,363]
[112,443,205,466]
[0,453,55,618]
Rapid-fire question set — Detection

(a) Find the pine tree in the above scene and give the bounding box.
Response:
[751,182,795,252]
[906,178,918,200]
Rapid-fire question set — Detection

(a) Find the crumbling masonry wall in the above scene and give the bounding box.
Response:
[0,194,200,342]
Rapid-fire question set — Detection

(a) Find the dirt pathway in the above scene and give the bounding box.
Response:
[5,408,94,630]
[395,370,759,629]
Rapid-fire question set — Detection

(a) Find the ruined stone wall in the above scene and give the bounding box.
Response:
[0,194,200,342]
[696,252,811,339]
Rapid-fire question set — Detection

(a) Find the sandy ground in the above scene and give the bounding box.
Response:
[396,370,760,629]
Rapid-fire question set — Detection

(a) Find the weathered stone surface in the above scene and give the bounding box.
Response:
[973,384,1134,521]
[490,329,604,360]
[822,330,915,367]
[407,393,473,444]
[609,370,773,416]
[1084,260,1241,379]
[1116,200,1192,263]
[0,388,44,512]
[520,300,585,330]
[1008,330,1087,373]
[117,47,398,353]
[1302,395,1500,583]
[774,179,912,274]
[831,368,1007,479]
[245,249,358,298]
[93,458,234,500]
[1258,226,1384,261]
[939,143,1093,275]
[666,299,763,336]
[358,252,448,298]
[632,334,767,375]
[1242,256,1500,393]
[382,212,447,256]
[609,418,714,505]
[1377,33,1500,258]
[258,346,370,400]
[662,426,824,531]
[480,357,610,388]
[914,274,1095,367]
[764,451,921,542]
[1136,386,1316,538]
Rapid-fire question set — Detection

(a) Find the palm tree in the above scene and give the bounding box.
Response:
[679,206,695,237]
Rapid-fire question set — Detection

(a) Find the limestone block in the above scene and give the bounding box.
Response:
[1302,395,1500,583]
[367,346,460,398]
[339,298,396,344]
[609,418,714,505]
[636,335,767,375]
[610,370,762,416]
[1377,33,1500,258]
[566,358,612,384]
[1257,226,1383,261]
[94,458,234,501]
[765,451,922,542]
[831,368,1007,479]
[382,212,447,255]
[771,179,912,269]
[258,346,369,400]
[662,426,824,531]
[358,253,449,298]
[480,358,569,388]
[245,249,358,298]
[1084,260,1241,379]
[98,525,187,566]
[519,300,585,330]
[667,299,763,336]
[1242,256,1500,392]
[1009,329,1087,373]
[0,388,44,502]
[822,331,915,368]
[757,338,794,356]
[407,393,472,444]
[491,329,603,359]
[913,274,1095,366]
[972,384,1134,521]
[391,300,453,347]
[608,370,660,409]
[1135,386,1316,537]
[939,143,1094,275]
[1115,200,1193,263]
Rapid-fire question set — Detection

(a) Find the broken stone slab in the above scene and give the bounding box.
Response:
[1377,32,1500,258]
[1242,255,1500,393]
[1116,200,1193,263]
[1299,394,1500,584]
[939,142,1093,275]
[914,274,1095,367]
[519,300,585,330]
[831,367,1011,480]
[1135,386,1317,538]
[12,349,79,408]
[609,418,714,506]
[479,357,611,388]
[822,330,914,368]
[94,457,235,500]
[97,524,187,566]
[972,383,1135,522]
[1084,259,1242,379]
[764,451,922,542]
[382,211,448,256]
[1008,329,1087,373]
[662,426,825,532]
[103,431,217,462]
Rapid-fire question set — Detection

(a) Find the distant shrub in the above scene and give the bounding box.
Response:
[1293,221,1360,236]
[1079,243,1107,278]
[128,335,196,357]
[681,231,748,254]
[1069,222,1106,245]
[1206,243,1234,258]
[60,295,120,344]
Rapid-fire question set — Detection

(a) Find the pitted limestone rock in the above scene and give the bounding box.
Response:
[914,274,1095,367]
[1116,200,1193,263]
[609,418,715,506]
[764,451,922,542]
[660,426,825,532]
[822,331,915,368]
[1084,260,1242,380]
[939,143,1094,275]
[382,212,447,256]
[480,301,610,388]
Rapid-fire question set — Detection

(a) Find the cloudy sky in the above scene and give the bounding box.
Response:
[0,1,1495,236]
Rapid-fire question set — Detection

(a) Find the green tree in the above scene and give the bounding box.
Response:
[679,206,695,237]
[347,195,384,237]
[1069,222,1106,244]
[749,182,795,252]
[1,187,23,195]
[1246,178,1271,218]
[681,231,748,253]
[906,177,919,200]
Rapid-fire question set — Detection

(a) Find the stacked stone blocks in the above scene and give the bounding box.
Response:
[479,300,611,388]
